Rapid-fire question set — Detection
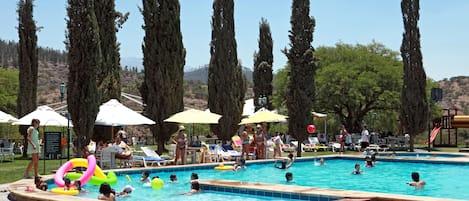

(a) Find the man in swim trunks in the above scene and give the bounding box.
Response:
[172,126,187,165]
[407,172,426,189]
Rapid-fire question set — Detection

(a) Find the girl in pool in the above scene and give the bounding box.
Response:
[406,172,426,189]
[140,171,151,183]
[233,158,247,171]
[352,163,363,174]
[98,183,116,201]
[170,174,178,182]
[285,172,294,182]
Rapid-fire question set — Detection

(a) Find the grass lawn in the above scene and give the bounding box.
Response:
[0,155,64,184]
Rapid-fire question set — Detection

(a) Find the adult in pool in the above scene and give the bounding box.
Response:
[406,172,426,189]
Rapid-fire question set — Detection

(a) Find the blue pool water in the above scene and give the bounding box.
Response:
[378,152,465,159]
[52,157,469,200]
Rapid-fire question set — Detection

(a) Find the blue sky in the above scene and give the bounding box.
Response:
[0,0,468,81]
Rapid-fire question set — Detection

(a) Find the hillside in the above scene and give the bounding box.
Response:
[438,76,469,114]
[184,64,253,83]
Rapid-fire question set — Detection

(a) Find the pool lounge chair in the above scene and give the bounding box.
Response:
[133,147,171,167]
[214,144,241,161]
[0,142,15,162]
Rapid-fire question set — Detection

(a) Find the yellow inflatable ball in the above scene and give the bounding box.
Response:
[151,178,164,190]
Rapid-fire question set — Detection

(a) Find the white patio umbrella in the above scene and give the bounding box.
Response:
[312,111,328,135]
[95,99,155,126]
[164,109,222,124]
[0,110,18,138]
[13,105,70,126]
[0,110,18,123]
[239,108,288,125]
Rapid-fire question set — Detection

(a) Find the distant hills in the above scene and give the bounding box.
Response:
[183,64,253,83]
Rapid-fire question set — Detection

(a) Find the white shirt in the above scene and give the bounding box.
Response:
[360,129,369,142]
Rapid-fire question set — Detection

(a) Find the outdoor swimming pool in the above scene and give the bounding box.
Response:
[50,157,469,200]
[378,152,466,159]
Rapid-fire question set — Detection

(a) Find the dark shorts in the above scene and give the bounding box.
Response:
[361,141,369,148]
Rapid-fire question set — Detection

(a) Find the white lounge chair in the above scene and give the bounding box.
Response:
[0,142,15,162]
[132,147,171,167]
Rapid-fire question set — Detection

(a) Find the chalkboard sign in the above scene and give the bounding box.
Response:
[45,132,62,155]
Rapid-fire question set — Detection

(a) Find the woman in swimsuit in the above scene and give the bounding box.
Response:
[254,125,266,159]
[173,126,187,165]
[241,127,250,159]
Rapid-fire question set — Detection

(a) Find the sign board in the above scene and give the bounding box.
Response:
[44,131,62,155]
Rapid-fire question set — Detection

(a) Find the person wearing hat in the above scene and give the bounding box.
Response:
[254,124,266,159]
[172,125,188,165]
[117,185,135,197]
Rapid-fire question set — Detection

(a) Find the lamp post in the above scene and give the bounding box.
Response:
[59,83,71,160]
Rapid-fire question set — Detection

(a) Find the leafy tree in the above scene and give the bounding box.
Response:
[66,0,101,156]
[253,18,273,111]
[282,0,317,157]
[140,0,185,154]
[0,68,19,114]
[94,0,127,103]
[400,0,427,152]
[315,42,402,133]
[272,64,289,114]
[208,0,246,141]
[17,0,38,157]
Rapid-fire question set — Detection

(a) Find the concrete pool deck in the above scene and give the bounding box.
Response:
[6,152,469,201]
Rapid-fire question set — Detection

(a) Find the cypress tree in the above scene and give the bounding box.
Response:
[253,18,274,111]
[17,0,38,157]
[66,0,101,156]
[400,0,427,152]
[94,0,123,103]
[208,0,246,141]
[283,0,317,157]
[140,0,185,154]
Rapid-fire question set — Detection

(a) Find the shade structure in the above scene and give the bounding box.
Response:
[239,108,288,125]
[312,112,327,118]
[0,110,18,123]
[95,99,155,126]
[164,109,221,124]
[13,105,70,126]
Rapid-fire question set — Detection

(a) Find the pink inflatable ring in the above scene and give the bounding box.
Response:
[54,155,97,187]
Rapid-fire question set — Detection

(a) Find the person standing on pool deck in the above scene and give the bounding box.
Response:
[172,126,188,165]
[25,119,40,179]
[360,125,370,151]
[407,172,426,189]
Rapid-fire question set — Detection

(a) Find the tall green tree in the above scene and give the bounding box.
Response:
[140,0,185,154]
[253,18,273,111]
[282,0,316,157]
[314,43,402,133]
[94,0,125,103]
[400,0,427,151]
[208,0,246,141]
[66,0,101,156]
[17,0,38,157]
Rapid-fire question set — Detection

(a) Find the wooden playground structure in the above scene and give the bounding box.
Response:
[431,108,469,147]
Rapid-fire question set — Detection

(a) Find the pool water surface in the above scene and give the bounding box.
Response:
[52,157,469,200]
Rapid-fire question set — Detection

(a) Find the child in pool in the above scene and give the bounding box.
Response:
[98,182,116,201]
[285,172,293,182]
[274,159,291,169]
[233,158,247,171]
[170,174,178,182]
[406,172,426,189]
[352,163,363,174]
[140,171,151,183]
[184,180,200,195]
[63,178,72,191]
[117,185,134,197]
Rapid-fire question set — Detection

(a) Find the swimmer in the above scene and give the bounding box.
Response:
[285,172,293,182]
[406,172,426,189]
[233,158,247,171]
[352,163,363,174]
[190,172,199,182]
[140,171,151,183]
[117,185,134,197]
[63,178,72,191]
[34,176,48,191]
[365,156,373,168]
[98,182,116,201]
[274,158,292,169]
[170,174,178,182]
[184,180,201,195]
[314,157,325,166]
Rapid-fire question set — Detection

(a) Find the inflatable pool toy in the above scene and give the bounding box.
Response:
[50,187,79,196]
[65,171,118,186]
[151,178,164,190]
[126,175,131,182]
[54,155,97,187]
[214,163,234,170]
